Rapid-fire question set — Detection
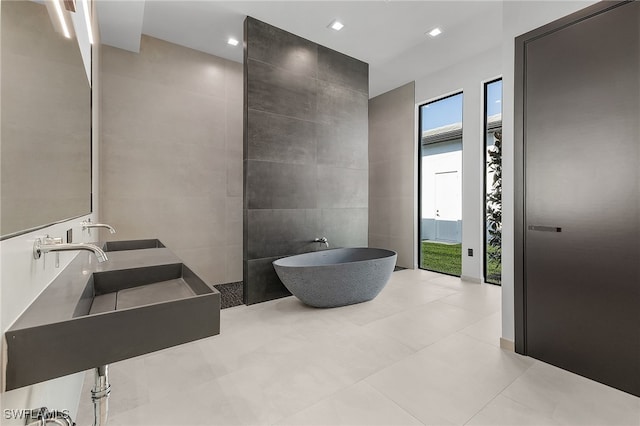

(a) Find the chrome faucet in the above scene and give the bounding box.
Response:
[81,218,116,235]
[33,236,108,262]
[314,237,329,248]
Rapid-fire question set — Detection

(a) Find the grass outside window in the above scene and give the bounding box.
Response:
[420,241,501,284]
[420,241,461,276]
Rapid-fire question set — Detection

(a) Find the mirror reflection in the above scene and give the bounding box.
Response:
[1,0,92,238]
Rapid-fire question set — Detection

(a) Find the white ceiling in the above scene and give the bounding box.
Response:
[97,1,504,98]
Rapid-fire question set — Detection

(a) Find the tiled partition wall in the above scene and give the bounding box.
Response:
[243,17,369,304]
[368,82,416,269]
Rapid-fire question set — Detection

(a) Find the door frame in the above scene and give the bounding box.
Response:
[513,0,632,355]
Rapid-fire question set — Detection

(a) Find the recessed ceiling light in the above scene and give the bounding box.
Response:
[428,28,442,37]
[328,20,344,31]
[228,37,239,46]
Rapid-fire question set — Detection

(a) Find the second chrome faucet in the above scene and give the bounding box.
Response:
[82,219,116,235]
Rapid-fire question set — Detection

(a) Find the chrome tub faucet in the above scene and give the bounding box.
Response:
[314,237,329,248]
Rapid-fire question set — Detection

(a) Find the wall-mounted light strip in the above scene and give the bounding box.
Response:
[53,0,71,38]
[82,0,93,44]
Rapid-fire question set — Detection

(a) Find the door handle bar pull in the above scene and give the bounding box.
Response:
[528,225,562,232]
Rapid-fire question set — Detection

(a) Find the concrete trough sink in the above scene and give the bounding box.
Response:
[102,238,165,252]
[3,250,220,391]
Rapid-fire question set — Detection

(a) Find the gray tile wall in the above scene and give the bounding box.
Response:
[368,82,416,268]
[100,35,243,286]
[244,17,369,304]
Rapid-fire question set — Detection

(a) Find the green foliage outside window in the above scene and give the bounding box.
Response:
[486,131,502,284]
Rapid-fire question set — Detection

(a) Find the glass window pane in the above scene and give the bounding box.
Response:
[484,79,502,285]
[419,93,463,276]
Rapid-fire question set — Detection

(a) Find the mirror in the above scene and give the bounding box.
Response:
[1,0,91,239]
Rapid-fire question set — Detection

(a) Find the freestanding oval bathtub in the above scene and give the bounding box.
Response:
[273,248,397,308]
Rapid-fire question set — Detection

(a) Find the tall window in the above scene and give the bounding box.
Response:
[418,93,463,276]
[484,79,502,285]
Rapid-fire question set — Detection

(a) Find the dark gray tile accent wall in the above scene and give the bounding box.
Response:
[243,17,369,304]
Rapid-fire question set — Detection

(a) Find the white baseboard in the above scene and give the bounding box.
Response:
[500,337,515,352]
[461,275,482,283]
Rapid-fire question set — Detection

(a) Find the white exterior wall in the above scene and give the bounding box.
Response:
[421,140,463,243]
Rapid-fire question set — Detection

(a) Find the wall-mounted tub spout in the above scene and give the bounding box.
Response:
[33,236,108,263]
[314,237,329,248]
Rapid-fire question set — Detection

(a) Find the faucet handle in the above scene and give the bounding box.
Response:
[34,236,61,259]
[43,236,63,245]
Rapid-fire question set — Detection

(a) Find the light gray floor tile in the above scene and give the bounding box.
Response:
[459,311,502,347]
[465,394,561,426]
[363,300,486,351]
[502,361,640,426]
[76,269,639,426]
[439,283,502,315]
[276,381,423,426]
[366,333,534,425]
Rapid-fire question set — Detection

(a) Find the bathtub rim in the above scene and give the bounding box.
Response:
[272,247,397,269]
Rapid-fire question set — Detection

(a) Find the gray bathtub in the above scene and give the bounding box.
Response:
[273,248,397,308]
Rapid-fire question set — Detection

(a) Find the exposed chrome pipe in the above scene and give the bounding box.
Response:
[92,365,111,426]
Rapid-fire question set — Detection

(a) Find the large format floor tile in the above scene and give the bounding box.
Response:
[501,361,640,426]
[363,300,486,351]
[366,333,534,425]
[75,269,640,426]
[465,394,562,426]
[276,381,423,426]
[459,311,502,347]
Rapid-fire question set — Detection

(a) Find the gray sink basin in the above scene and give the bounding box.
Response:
[102,239,165,252]
[4,257,220,391]
[87,263,210,313]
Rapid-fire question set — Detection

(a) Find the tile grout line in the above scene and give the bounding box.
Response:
[356,279,465,328]
[498,389,559,424]
[363,379,428,426]
[461,360,538,426]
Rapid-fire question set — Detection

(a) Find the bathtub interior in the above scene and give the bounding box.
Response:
[273,248,396,268]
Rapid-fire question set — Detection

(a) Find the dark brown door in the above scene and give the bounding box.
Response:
[523,1,639,396]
